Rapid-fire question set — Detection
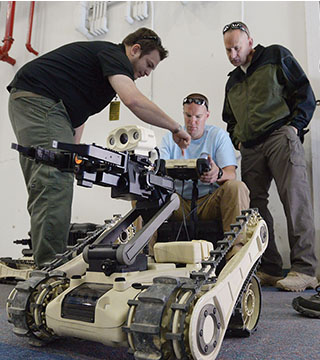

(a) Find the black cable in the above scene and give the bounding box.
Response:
[176,192,212,242]
[175,180,190,241]
[153,147,161,175]
[187,193,212,221]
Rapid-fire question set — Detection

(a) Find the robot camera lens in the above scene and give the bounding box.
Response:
[109,137,115,145]
[120,133,128,144]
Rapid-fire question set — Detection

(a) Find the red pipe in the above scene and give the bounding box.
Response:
[0,1,16,65]
[26,1,38,56]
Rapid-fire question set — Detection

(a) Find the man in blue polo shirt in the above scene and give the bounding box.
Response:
[160,93,250,259]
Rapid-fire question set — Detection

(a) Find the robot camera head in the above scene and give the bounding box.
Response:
[107,125,157,156]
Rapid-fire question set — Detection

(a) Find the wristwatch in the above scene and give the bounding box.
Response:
[217,167,223,180]
[172,124,182,134]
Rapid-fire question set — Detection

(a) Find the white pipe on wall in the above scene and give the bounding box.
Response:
[241,1,245,22]
[125,1,134,24]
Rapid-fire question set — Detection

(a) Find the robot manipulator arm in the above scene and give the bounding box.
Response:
[12,141,132,190]
[11,135,178,275]
[82,192,180,275]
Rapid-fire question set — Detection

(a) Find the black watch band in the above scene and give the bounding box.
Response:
[217,167,223,180]
[172,124,182,134]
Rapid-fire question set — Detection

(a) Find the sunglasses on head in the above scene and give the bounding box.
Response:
[141,35,162,46]
[183,97,208,109]
[223,22,249,36]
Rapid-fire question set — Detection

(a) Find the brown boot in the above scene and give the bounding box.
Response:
[256,270,283,287]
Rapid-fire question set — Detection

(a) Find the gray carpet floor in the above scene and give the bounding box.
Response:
[1,283,319,360]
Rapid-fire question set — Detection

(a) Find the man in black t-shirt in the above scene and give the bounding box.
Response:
[8,27,190,268]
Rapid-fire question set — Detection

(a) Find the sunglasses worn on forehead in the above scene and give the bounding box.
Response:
[183,97,208,109]
[223,22,249,36]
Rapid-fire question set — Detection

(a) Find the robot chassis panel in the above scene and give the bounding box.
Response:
[7,126,268,360]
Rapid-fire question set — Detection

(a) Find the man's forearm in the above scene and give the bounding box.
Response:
[217,166,236,184]
[127,94,180,133]
[109,74,180,133]
[281,55,316,130]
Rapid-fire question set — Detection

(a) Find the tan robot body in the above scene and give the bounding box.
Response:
[45,256,203,346]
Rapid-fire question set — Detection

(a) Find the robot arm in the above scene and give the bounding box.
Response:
[12,132,177,274]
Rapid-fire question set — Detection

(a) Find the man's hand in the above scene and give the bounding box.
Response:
[172,128,191,156]
[200,156,236,184]
[199,155,219,183]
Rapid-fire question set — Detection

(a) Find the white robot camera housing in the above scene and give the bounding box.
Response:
[106,125,157,156]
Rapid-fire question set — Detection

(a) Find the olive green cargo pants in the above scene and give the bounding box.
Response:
[9,90,74,267]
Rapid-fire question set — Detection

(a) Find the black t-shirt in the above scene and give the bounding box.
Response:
[7,41,134,128]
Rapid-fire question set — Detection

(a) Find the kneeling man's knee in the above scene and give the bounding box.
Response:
[222,179,249,194]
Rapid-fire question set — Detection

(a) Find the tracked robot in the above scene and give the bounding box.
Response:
[7,125,268,360]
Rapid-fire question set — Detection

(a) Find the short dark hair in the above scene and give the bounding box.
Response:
[122,27,168,60]
[184,93,209,110]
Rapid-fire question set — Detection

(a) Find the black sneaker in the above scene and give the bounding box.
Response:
[292,285,320,318]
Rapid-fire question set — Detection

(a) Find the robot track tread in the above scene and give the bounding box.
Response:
[125,209,267,360]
